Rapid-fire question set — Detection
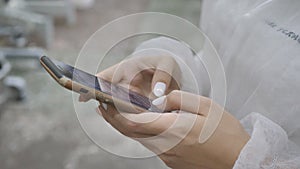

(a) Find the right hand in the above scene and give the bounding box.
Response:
[79,55,181,102]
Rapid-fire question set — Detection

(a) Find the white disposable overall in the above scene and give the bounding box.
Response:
[134,0,300,168]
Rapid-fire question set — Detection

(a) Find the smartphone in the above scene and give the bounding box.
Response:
[40,56,160,113]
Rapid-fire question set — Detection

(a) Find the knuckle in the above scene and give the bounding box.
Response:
[97,72,105,77]
[171,89,181,94]
[168,90,180,98]
[167,90,181,109]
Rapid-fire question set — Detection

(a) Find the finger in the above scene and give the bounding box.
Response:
[98,104,117,123]
[96,62,124,84]
[95,106,103,116]
[78,92,93,102]
[158,153,178,169]
[151,90,211,116]
[98,104,133,136]
[152,56,179,97]
[152,69,172,97]
[99,104,156,138]
[96,67,113,81]
[122,112,177,135]
[102,104,177,136]
[97,103,106,117]
[130,70,152,91]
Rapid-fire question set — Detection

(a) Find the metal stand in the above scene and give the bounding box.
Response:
[9,0,76,25]
[0,6,54,48]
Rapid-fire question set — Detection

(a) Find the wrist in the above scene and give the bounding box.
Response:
[225,132,250,169]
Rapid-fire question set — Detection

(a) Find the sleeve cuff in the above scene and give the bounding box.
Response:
[233,112,289,169]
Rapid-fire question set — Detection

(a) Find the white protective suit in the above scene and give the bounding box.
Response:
[134,0,300,168]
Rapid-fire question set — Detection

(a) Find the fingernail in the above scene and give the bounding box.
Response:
[152,96,166,106]
[102,103,108,110]
[153,82,166,97]
[95,107,100,113]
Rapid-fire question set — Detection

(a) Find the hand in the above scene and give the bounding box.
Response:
[79,55,180,102]
[97,90,250,169]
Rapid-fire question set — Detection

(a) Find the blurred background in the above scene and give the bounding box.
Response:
[0,0,201,169]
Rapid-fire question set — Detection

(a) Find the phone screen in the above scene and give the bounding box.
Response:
[53,60,153,110]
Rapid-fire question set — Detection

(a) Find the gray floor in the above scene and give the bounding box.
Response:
[0,0,201,169]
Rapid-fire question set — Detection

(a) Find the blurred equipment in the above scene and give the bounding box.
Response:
[0,25,45,65]
[0,0,77,103]
[0,53,11,111]
[71,0,94,10]
[8,0,77,25]
[4,75,26,101]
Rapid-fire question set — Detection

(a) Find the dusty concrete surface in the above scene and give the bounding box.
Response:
[0,0,201,169]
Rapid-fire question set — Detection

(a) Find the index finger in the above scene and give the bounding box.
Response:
[151,56,179,97]
[101,104,177,136]
[152,90,211,116]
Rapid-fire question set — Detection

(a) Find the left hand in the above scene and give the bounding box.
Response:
[97,90,250,169]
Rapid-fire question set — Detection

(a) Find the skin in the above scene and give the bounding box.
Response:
[79,55,180,102]
[80,55,250,169]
